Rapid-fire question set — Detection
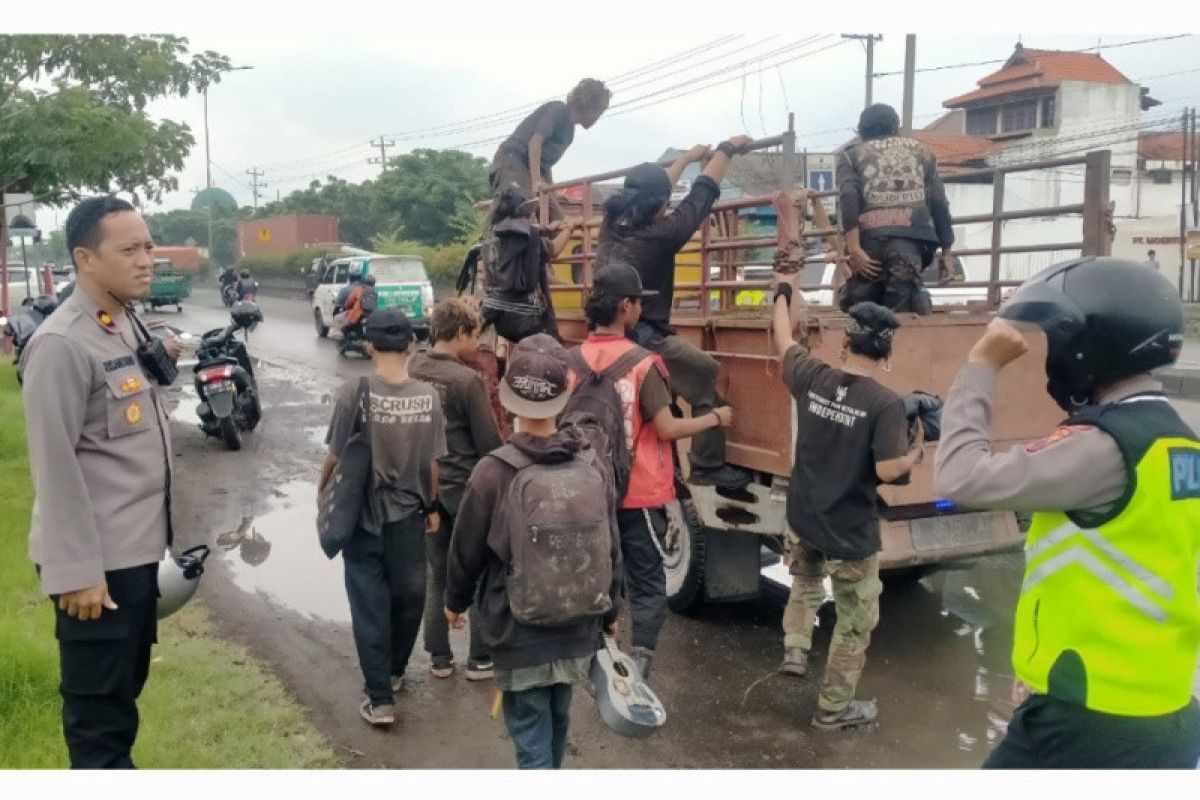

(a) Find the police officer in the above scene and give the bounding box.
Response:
[934,257,1200,768]
[21,195,179,769]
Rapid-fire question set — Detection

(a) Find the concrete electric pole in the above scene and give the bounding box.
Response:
[245,168,267,211]
[369,137,397,171]
[842,33,883,109]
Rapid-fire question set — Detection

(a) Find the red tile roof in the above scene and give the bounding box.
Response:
[945,46,1131,108]
[1139,131,1200,162]
[911,131,1001,169]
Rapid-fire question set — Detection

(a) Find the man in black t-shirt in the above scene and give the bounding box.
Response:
[490,78,612,221]
[771,282,924,731]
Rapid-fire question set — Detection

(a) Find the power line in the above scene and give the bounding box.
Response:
[245,168,267,210]
[872,34,1193,78]
[368,136,397,171]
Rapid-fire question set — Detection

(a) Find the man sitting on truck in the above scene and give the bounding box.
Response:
[595,135,754,491]
[490,78,612,222]
[771,281,924,731]
[837,103,955,316]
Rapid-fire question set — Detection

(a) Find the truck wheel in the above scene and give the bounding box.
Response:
[314,308,329,338]
[664,494,706,614]
[219,416,242,451]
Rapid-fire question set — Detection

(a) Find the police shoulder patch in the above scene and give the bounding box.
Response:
[1168,448,1200,500]
[1024,425,1095,454]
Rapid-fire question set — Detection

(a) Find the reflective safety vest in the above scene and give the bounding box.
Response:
[1013,396,1200,716]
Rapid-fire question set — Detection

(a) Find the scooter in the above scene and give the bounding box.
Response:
[2,295,59,383]
[337,315,368,358]
[194,301,264,451]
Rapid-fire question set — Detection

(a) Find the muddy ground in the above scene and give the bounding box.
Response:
[158,288,1200,769]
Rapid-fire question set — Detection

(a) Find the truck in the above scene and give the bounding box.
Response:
[528,128,1115,611]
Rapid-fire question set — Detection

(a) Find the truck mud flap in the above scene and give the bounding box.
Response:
[703,530,762,603]
[206,389,234,418]
[687,482,787,536]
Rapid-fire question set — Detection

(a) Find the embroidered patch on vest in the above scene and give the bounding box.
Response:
[1168,448,1200,500]
[1025,425,1094,454]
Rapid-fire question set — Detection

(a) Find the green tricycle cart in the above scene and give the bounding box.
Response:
[144,259,192,312]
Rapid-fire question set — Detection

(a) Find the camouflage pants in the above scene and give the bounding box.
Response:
[781,537,881,713]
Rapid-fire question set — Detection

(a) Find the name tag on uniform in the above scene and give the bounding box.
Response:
[103,355,136,372]
[1168,449,1200,500]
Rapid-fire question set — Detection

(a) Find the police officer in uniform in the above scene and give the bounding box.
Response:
[21,195,179,769]
[935,257,1200,768]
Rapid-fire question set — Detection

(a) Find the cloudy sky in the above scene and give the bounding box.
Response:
[19,9,1199,229]
[136,30,1197,216]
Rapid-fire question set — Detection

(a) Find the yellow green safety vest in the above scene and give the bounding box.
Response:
[1013,397,1200,716]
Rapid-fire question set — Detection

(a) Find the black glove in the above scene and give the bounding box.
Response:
[773,282,793,305]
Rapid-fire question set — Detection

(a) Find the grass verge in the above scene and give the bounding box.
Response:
[0,361,338,768]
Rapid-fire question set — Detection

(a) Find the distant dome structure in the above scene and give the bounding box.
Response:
[191,187,238,213]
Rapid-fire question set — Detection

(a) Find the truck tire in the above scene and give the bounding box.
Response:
[664,494,706,614]
[219,415,242,451]
[314,308,329,338]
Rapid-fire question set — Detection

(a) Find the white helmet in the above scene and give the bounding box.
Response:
[157,545,211,620]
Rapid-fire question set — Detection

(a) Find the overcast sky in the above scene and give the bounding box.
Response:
[28,25,1200,226]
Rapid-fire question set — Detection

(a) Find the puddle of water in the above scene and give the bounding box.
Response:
[215,480,350,623]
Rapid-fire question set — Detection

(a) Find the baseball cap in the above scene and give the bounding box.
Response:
[498,333,573,420]
[593,261,658,300]
[365,308,413,349]
[623,162,672,201]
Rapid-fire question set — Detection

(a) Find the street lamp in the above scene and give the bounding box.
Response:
[202,65,253,269]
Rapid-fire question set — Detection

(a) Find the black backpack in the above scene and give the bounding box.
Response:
[359,285,379,315]
[561,345,653,500]
[483,217,544,296]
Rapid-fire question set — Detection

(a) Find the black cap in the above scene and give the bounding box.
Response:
[593,261,658,300]
[623,162,672,201]
[365,308,413,349]
[498,333,572,419]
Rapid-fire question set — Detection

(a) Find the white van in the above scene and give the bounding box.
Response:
[311,254,433,338]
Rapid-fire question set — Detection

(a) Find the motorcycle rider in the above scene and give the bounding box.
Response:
[341,273,377,343]
[235,269,259,302]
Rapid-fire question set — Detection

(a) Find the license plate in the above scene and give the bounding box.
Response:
[205,380,233,393]
[909,512,1004,552]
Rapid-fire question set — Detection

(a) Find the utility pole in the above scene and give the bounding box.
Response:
[1181,108,1189,300]
[902,34,917,132]
[245,168,267,211]
[369,136,397,171]
[842,33,882,109]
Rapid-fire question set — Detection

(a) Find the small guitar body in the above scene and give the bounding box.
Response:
[590,634,666,738]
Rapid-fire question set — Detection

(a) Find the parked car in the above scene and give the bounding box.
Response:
[311,254,433,339]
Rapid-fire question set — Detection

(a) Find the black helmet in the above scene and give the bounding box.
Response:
[999,257,1183,410]
[239,269,250,279]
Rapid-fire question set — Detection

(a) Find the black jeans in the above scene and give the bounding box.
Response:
[839,236,934,315]
[343,516,427,706]
[52,563,159,769]
[422,504,488,664]
[984,694,1200,769]
[617,507,669,651]
[502,683,573,769]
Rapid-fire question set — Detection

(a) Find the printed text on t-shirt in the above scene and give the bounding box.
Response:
[807,390,867,429]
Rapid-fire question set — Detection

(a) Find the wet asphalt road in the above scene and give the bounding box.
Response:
[156,287,1200,769]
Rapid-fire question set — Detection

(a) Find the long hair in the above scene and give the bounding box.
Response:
[602,188,667,231]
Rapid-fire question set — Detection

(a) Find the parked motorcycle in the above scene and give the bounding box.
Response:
[194,301,264,450]
[2,295,58,383]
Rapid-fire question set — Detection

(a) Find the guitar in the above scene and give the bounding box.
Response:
[589,634,666,738]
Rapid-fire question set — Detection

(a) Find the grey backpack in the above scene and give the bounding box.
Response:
[491,444,614,627]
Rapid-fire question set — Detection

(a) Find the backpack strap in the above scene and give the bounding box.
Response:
[601,345,653,382]
[566,346,596,382]
[489,443,534,472]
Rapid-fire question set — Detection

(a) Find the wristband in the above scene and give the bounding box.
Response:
[773,282,793,305]
[716,141,737,159]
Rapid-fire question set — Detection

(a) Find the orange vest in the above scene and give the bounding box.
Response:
[345,285,365,324]
[576,335,676,510]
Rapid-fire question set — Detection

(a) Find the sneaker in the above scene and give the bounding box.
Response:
[465,658,494,682]
[359,700,395,727]
[811,699,878,731]
[689,464,753,491]
[779,647,809,677]
[430,655,454,679]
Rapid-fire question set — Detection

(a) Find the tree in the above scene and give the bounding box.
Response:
[373,149,489,246]
[144,208,241,265]
[0,35,231,205]
[257,176,392,248]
